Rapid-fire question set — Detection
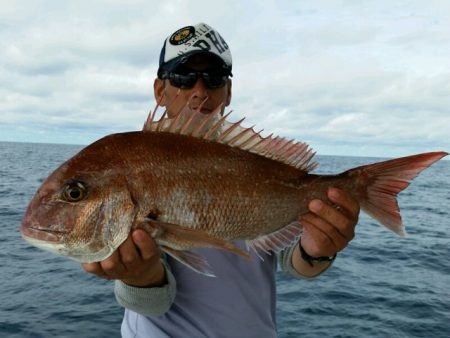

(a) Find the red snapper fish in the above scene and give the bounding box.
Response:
[20,109,448,276]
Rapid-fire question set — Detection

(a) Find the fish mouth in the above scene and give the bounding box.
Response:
[21,224,67,243]
[21,235,68,256]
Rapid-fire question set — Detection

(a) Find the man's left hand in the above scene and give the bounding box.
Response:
[300,187,360,257]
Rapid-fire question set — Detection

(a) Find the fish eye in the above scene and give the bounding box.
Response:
[63,181,87,202]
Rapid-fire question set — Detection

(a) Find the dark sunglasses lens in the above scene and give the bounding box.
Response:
[168,73,198,88]
[202,74,227,88]
[166,72,228,89]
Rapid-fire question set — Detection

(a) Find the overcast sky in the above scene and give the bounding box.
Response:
[1,0,449,158]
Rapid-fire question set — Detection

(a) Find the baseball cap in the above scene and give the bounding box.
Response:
[158,23,232,77]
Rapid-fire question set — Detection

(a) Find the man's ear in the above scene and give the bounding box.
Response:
[154,78,166,106]
[225,79,232,107]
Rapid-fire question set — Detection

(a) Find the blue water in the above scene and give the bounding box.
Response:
[1,141,449,338]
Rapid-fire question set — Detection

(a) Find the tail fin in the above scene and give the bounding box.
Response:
[349,151,447,236]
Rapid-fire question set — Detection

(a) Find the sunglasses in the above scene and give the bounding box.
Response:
[160,71,229,89]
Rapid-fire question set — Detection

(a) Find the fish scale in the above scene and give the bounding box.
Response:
[144,133,303,237]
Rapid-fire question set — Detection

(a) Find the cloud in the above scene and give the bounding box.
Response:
[0,1,449,158]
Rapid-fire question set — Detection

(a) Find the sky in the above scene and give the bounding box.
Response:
[1,0,449,158]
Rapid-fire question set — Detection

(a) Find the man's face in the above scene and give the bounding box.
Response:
[154,54,232,118]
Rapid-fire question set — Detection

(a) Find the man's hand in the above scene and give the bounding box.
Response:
[82,229,166,288]
[300,187,360,257]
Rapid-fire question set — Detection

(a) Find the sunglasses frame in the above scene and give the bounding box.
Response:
[160,70,229,89]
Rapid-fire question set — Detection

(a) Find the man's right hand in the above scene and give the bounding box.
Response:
[82,229,166,287]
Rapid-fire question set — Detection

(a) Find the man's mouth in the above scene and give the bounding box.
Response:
[191,106,213,114]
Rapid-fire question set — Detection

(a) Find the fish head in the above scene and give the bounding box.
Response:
[21,139,137,263]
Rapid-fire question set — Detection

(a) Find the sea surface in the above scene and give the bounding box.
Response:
[0,141,449,338]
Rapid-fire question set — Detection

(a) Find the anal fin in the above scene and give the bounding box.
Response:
[246,221,303,259]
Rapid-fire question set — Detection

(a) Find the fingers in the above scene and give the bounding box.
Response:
[82,247,127,280]
[301,210,349,255]
[115,230,160,270]
[102,248,128,278]
[299,188,360,256]
[308,199,355,240]
[80,233,141,279]
[81,229,164,286]
[118,232,142,266]
[82,262,105,278]
[328,187,360,222]
[310,188,359,236]
[131,229,160,261]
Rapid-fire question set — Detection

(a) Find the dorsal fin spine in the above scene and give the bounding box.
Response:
[263,137,283,159]
[248,133,273,153]
[148,109,318,173]
[239,129,263,150]
[143,95,165,131]
[293,150,310,167]
[278,140,296,163]
[291,145,309,162]
[277,139,295,156]
[179,109,198,135]
[227,125,255,146]
[282,142,301,162]
[203,111,232,140]
[168,109,184,133]
[272,138,291,160]
[288,148,308,168]
[306,159,318,171]
[217,117,245,143]
[155,110,168,132]
[198,96,209,111]
[191,109,219,138]
[143,103,159,131]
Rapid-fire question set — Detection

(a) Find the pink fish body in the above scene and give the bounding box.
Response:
[20,110,448,275]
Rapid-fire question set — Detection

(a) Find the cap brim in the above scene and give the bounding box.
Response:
[159,50,232,75]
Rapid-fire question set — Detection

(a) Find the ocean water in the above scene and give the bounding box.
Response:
[0,141,449,338]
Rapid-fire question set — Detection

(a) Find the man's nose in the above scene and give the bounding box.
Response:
[190,78,208,99]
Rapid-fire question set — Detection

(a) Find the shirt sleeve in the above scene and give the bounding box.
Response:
[114,258,176,316]
[278,241,334,279]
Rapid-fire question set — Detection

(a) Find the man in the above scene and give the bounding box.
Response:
[83,23,359,337]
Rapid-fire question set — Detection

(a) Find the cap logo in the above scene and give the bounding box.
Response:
[160,23,232,73]
[169,26,195,46]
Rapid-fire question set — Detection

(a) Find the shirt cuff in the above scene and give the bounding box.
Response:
[279,243,335,279]
[114,260,176,316]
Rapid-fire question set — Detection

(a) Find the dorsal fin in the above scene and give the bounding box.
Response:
[143,107,318,172]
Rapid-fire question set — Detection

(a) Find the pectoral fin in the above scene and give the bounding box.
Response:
[161,245,215,277]
[136,218,251,276]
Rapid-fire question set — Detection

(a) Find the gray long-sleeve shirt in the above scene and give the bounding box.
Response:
[116,241,331,338]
